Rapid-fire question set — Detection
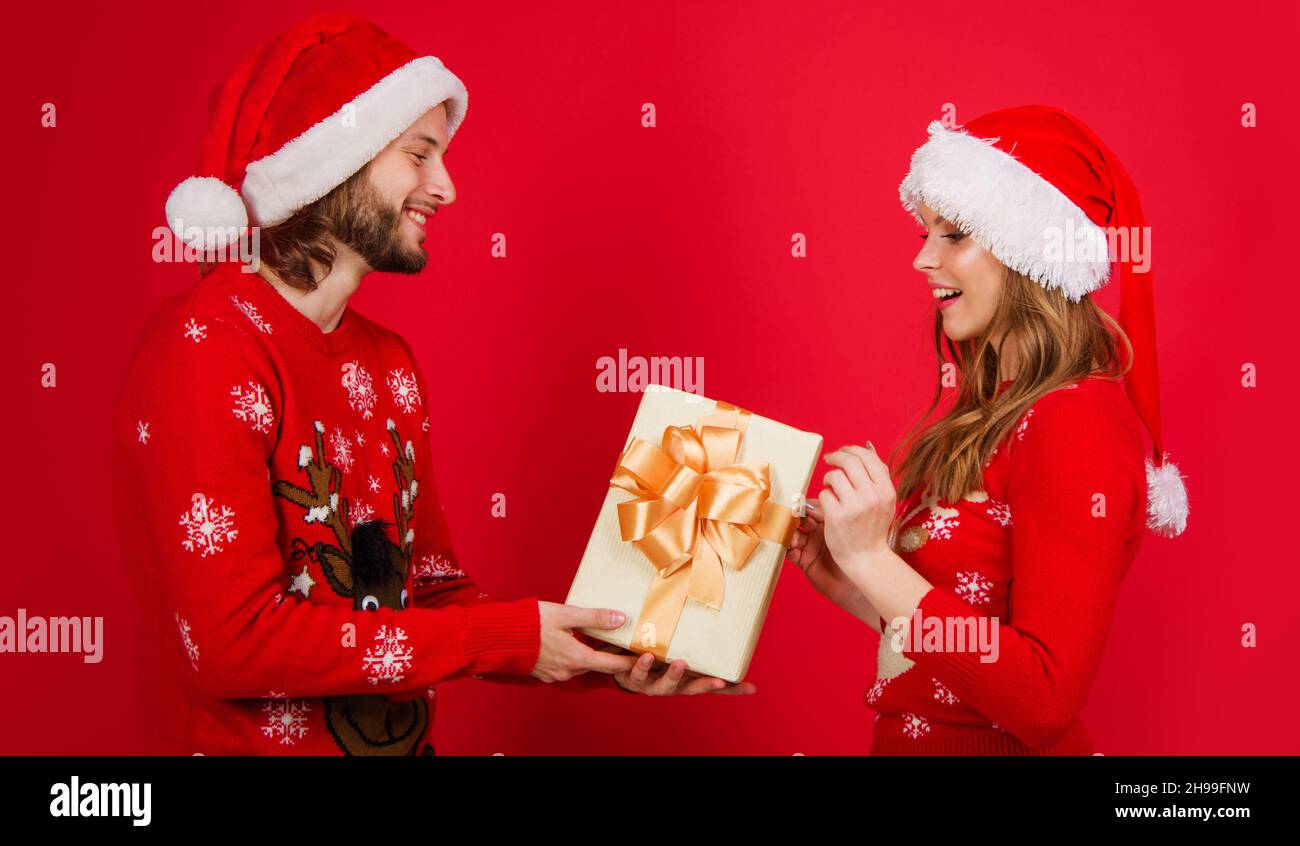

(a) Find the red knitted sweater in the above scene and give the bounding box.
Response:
[111,262,608,756]
[866,376,1147,755]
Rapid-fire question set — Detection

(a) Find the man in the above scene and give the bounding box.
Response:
[111,13,750,756]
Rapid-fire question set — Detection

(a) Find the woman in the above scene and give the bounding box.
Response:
[786,105,1188,755]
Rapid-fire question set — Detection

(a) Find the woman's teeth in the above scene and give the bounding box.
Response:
[405,209,427,225]
[932,288,961,300]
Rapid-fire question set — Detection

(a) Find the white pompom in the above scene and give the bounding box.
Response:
[1145,456,1188,537]
[164,176,248,251]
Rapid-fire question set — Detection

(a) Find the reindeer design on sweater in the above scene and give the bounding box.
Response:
[890,487,990,553]
[272,418,429,756]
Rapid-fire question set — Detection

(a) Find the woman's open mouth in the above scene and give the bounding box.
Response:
[932,286,962,310]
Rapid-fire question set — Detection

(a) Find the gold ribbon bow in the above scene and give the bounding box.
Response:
[609,401,798,661]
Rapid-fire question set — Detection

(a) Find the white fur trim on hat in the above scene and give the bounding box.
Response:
[165,176,249,251]
[1145,455,1188,537]
[900,121,1111,302]
[241,56,467,228]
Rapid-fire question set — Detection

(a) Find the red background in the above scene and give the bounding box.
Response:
[4,0,1296,754]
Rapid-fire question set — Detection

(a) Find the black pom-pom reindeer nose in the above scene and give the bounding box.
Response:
[350,519,398,587]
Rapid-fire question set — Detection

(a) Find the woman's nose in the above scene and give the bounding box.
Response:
[913,237,940,273]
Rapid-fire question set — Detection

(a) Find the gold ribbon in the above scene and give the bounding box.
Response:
[608,401,798,661]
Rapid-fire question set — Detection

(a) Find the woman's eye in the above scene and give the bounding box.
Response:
[409,152,427,163]
[944,232,967,242]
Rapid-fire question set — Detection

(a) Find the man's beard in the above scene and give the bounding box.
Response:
[333,175,427,274]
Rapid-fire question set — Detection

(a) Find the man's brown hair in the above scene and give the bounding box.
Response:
[249,163,377,292]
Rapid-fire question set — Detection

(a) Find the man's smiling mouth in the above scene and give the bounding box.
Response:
[403,205,435,227]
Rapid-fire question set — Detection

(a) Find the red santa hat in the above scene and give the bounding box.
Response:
[898,105,1188,538]
[165,13,467,251]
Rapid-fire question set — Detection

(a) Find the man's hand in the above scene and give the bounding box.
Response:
[531,601,639,683]
[611,651,757,696]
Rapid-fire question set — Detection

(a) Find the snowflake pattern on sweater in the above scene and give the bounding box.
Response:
[260,699,311,746]
[340,360,377,419]
[174,612,199,671]
[228,295,272,334]
[867,377,1147,755]
[362,625,415,684]
[230,382,275,434]
[386,367,422,414]
[112,262,545,756]
[179,493,238,558]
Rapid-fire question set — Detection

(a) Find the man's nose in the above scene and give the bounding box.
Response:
[423,164,456,206]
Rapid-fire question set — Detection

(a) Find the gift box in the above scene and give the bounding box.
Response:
[565,385,824,682]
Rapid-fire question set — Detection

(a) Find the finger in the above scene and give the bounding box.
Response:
[713,681,758,695]
[818,488,841,519]
[650,659,688,695]
[579,644,639,675]
[827,447,874,488]
[840,445,886,489]
[785,535,810,564]
[857,442,895,497]
[558,605,628,631]
[823,468,856,504]
[678,676,728,696]
[626,651,654,688]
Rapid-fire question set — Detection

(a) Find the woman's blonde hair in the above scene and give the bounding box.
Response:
[892,265,1133,503]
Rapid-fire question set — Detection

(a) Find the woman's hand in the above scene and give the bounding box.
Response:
[607,650,757,696]
[819,442,897,571]
[786,499,861,611]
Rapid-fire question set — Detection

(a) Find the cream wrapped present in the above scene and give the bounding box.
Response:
[565,385,823,682]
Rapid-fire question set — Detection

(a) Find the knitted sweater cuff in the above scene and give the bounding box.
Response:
[905,586,990,692]
[464,597,541,677]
